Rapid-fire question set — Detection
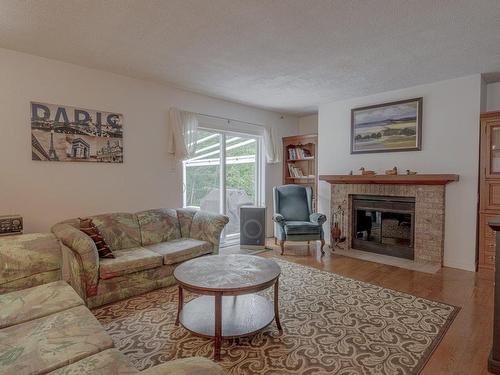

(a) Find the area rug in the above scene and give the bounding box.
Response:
[93,259,459,375]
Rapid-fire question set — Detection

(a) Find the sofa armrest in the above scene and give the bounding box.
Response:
[310,213,327,226]
[272,213,286,227]
[139,357,224,375]
[180,209,229,255]
[52,223,99,297]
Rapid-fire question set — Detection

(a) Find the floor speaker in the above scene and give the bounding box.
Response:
[240,206,266,249]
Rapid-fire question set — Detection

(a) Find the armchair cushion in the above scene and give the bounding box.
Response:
[274,185,310,221]
[284,221,322,235]
[99,248,163,280]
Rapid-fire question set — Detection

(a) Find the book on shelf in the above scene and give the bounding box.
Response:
[287,163,305,177]
[287,146,312,160]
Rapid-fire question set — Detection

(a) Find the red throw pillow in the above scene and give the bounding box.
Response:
[79,218,114,258]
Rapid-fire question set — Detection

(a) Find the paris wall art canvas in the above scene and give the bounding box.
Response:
[31,102,123,163]
[351,97,422,154]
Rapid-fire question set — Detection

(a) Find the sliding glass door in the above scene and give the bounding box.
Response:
[183,128,262,244]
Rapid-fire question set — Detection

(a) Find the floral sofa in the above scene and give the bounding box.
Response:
[52,208,229,308]
[0,280,224,374]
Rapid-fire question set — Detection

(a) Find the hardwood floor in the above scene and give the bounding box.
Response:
[261,240,494,375]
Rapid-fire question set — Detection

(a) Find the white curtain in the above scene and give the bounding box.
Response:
[263,126,279,164]
[167,107,199,160]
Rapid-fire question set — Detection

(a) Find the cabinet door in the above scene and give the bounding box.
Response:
[485,119,500,178]
[479,213,497,270]
[484,181,500,211]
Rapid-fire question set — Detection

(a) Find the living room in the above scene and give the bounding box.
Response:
[1,1,500,374]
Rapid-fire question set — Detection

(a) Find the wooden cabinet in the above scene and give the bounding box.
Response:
[282,134,318,211]
[479,112,500,271]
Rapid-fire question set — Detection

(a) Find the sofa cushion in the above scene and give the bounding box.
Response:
[99,247,163,280]
[91,213,141,251]
[0,233,61,294]
[136,209,181,246]
[0,305,113,374]
[47,349,138,375]
[146,238,212,265]
[0,281,83,329]
[284,221,322,235]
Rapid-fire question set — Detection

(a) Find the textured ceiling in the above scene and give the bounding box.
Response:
[1,0,500,115]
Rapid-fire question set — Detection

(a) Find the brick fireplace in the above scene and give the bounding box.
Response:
[319,174,459,266]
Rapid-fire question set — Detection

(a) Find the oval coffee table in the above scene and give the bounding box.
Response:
[173,254,282,360]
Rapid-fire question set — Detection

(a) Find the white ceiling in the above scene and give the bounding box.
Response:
[1,0,500,115]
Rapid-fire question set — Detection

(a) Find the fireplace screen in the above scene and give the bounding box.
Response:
[352,195,415,260]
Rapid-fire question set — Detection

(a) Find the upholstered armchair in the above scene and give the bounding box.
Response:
[272,185,327,255]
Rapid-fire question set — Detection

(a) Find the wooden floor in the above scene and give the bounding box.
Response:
[261,240,495,375]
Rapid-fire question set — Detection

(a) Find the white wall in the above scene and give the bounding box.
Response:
[298,114,318,135]
[0,48,298,233]
[487,82,500,112]
[318,75,482,271]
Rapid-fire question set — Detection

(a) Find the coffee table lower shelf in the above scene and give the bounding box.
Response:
[179,294,275,338]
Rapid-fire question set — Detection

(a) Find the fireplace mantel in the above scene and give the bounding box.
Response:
[319,174,459,186]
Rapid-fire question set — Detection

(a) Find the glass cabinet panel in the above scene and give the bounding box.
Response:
[491,126,500,174]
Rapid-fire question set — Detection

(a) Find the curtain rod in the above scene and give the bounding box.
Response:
[194,112,266,128]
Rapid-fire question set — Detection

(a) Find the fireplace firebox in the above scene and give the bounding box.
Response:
[351,195,415,260]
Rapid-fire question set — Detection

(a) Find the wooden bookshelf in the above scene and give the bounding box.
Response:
[282,134,318,211]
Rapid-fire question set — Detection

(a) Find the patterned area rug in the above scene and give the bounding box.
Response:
[93,259,459,375]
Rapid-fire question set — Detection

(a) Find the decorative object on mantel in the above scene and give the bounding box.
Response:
[359,167,376,176]
[319,174,459,185]
[406,169,418,175]
[31,102,123,163]
[351,97,422,154]
[385,166,398,175]
[330,205,346,250]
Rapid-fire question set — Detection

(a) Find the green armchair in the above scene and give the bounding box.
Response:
[272,185,327,255]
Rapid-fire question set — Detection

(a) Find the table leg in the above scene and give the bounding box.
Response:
[175,285,183,326]
[214,292,222,360]
[274,279,283,332]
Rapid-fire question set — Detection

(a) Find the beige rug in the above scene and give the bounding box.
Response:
[93,259,459,375]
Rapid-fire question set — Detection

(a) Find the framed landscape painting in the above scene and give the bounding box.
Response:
[351,97,422,154]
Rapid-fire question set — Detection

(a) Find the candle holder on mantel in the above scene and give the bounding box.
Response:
[330,205,346,251]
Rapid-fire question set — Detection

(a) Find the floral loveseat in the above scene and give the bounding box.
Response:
[52,208,229,308]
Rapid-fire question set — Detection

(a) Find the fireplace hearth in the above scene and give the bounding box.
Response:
[319,174,459,267]
[352,195,415,260]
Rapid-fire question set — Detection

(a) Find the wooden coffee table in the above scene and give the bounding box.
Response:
[173,254,282,360]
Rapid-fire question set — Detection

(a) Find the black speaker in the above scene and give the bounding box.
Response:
[240,206,266,249]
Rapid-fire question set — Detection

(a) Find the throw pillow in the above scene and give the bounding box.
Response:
[79,217,114,258]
